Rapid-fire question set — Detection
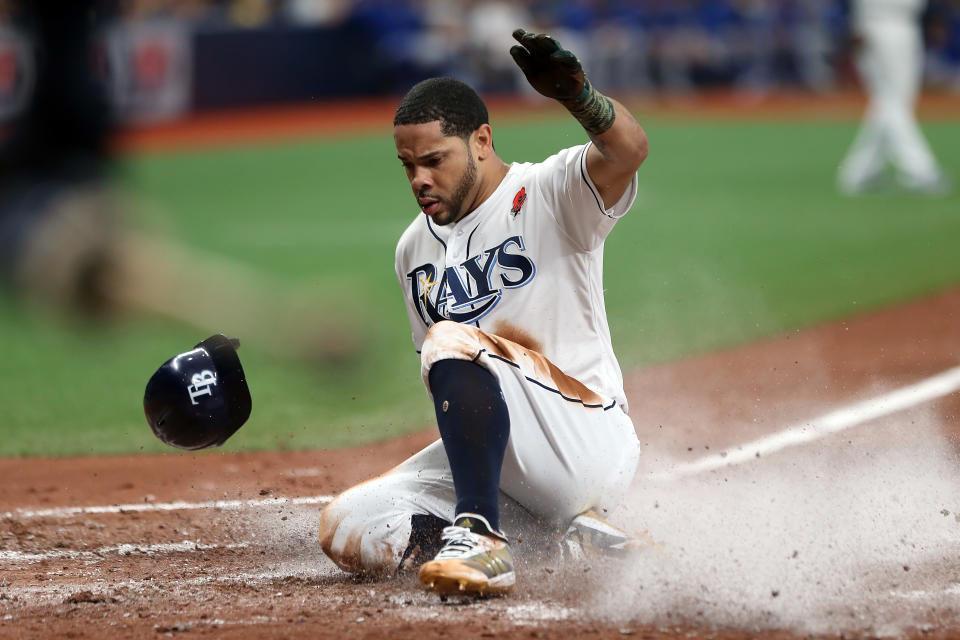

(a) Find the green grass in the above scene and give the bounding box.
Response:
[1,115,957,457]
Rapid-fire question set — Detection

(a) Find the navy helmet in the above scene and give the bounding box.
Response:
[144,334,251,450]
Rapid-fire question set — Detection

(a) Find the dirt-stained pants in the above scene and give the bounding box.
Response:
[318,321,640,574]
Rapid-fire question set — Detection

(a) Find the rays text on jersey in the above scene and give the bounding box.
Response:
[407,235,536,325]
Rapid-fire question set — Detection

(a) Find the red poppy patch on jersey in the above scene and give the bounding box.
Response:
[511,187,527,215]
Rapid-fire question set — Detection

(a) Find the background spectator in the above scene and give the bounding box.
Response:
[1,0,959,121]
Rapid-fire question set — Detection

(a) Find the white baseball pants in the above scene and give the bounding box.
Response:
[838,17,943,191]
[318,321,641,574]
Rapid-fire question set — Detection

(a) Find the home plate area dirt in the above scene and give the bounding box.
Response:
[2,288,960,640]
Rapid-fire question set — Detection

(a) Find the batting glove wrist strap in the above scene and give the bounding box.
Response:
[560,79,616,137]
[510,29,615,137]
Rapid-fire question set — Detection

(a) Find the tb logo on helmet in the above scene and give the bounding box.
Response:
[144,334,251,450]
[187,370,218,405]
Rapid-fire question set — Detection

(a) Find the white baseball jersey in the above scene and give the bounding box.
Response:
[853,0,925,26]
[318,143,642,574]
[394,142,638,411]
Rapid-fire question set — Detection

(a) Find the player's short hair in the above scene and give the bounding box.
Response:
[394,77,489,140]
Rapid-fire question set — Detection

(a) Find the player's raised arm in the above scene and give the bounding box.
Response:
[510,28,648,209]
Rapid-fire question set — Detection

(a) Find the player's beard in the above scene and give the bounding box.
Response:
[430,151,478,226]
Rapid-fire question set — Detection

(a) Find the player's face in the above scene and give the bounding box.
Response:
[395,121,480,226]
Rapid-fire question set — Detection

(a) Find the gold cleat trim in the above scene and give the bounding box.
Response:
[419,559,514,596]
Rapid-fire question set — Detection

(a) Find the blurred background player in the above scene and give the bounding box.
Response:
[837,0,951,195]
[0,0,362,364]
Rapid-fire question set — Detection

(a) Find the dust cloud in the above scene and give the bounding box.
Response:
[589,410,960,636]
[234,502,335,581]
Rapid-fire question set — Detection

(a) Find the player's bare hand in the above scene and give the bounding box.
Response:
[510,28,585,101]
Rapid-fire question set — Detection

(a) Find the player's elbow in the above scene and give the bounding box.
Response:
[630,128,649,170]
[608,126,648,173]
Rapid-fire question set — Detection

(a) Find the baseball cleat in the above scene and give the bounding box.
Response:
[900,173,952,196]
[418,513,515,596]
[561,508,654,560]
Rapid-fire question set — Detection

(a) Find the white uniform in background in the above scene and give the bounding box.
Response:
[318,143,642,574]
[837,0,949,194]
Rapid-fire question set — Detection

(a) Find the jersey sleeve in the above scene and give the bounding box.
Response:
[533,143,638,252]
[395,238,429,354]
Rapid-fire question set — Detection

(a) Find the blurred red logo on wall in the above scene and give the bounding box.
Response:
[0,48,16,94]
[134,41,171,90]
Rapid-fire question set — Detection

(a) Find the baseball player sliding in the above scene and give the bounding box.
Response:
[318,28,649,596]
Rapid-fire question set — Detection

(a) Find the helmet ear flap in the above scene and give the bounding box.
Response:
[143,334,251,450]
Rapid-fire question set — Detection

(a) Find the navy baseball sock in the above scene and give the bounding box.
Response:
[428,358,510,533]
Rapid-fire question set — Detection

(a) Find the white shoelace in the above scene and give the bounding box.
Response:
[434,526,481,559]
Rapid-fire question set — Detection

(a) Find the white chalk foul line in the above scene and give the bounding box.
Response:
[653,364,960,482]
[0,540,250,564]
[893,584,960,601]
[4,495,333,520]
[0,566,339,602]
[8,366,960,519]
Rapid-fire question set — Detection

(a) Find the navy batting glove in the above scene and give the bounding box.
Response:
[510,28,585,101]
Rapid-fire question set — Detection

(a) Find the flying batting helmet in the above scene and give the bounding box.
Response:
[143,334,252,450]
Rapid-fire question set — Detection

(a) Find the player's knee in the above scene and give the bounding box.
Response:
[317,492,405,576]
[420,321,480,377]
[317,500,345,566]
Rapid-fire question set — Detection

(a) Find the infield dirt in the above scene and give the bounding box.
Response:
[2,286,959,639]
